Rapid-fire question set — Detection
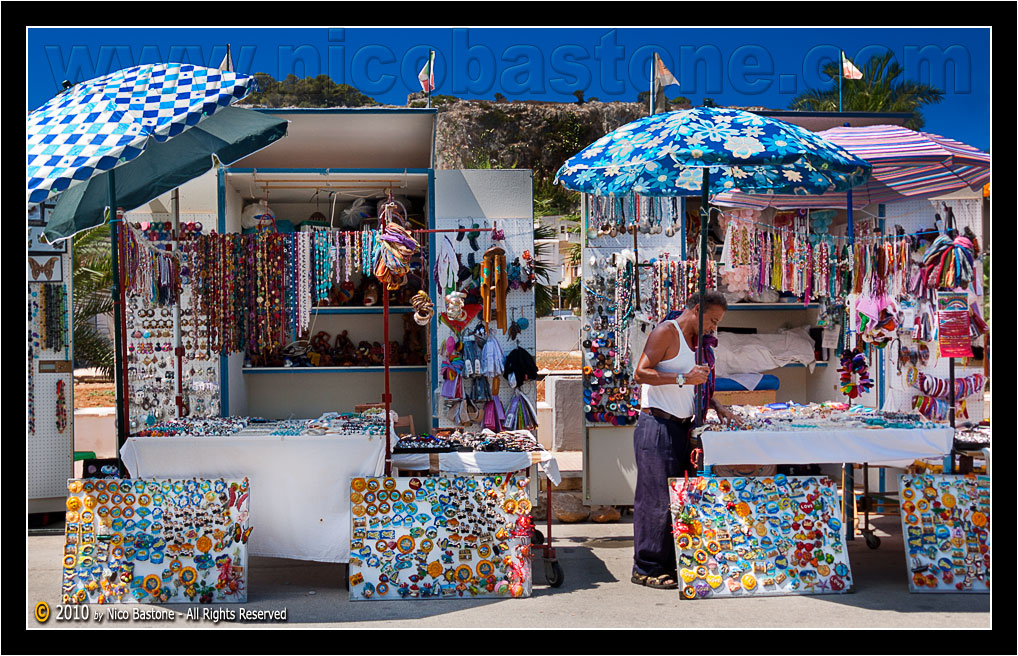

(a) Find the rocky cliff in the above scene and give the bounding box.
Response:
[433,100,649,182]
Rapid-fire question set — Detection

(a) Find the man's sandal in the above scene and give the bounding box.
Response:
[632,572,678,589]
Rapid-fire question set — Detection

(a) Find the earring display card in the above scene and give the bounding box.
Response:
[348,474,533,600]
[61,477,252,604]
[668,475,853,599]
[897,474,989,594]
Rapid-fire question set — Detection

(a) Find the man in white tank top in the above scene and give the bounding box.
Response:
[629,291,741,589]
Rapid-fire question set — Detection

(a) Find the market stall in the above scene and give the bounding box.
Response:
[554,107,989,596]
[100,111,547,584]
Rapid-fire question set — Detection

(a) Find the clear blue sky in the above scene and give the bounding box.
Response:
[27,26,990,151]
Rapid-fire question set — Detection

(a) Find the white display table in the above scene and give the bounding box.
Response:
[390,450,562,486]
[701,427,954,469]
[120,432,385,563]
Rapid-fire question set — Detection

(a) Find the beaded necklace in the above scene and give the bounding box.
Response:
[28,293,37,434]
[55,378,67,433]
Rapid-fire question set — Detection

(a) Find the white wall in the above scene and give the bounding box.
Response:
[537,317,581,353]
[435,169,533,220]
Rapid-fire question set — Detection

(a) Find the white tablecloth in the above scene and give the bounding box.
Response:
[391,451,562,486]
[701,428,954,468]
[120,433,385,563]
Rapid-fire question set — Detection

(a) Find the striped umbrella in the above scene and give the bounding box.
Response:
[713,124,990,210]
[27,62,256,205]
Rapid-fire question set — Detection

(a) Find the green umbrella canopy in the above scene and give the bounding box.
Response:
[44,107,288,242]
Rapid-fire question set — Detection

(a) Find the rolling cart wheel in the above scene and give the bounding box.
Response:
[544,559,564,588]
[863,531,881,550]
[532,529,545,546]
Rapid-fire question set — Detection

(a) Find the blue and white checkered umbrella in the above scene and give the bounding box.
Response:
[554,107,871,197]
[27,62,257,205]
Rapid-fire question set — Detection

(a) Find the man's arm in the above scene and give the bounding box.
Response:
[633,323,708,387]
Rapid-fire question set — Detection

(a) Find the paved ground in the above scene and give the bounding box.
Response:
[27,513,990,630]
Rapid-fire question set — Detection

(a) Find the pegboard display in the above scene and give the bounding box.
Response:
[123,212,220,431]
[897,473,989,593]
[433,217,536,430]
[61,477,251,604]
[877,198,986,425]
[28,207,74,502]
[580,193,715,426]
[668,474,853,599]
[348,473,533,600]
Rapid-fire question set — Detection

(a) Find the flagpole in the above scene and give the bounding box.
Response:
[839,50,843,113]
[427,49,433,109]
[649,53,656,116]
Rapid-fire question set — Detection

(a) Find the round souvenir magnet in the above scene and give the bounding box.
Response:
[352,478,367,492]
[83,495,98,509]
[455,565,473,582]
[420,538,434,552]
[693,549,709,564]
[66,496,81,512]
[68,480,83,494]
[902,487,915,500]
[476,560,495,578]
[397,535,415,554]
[352,505,366,517]
[383,478,397,491]
[179,567,197,586]
[941,493,956,508]
[350,492,364,504]
[517,499,533,514]
[364,492,377,504]
[402,490,415,503]
[366,479,380,492]
[82,481,95,493]
[681,585,697,599]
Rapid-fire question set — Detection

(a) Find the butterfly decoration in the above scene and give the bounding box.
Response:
[28,256,59,281]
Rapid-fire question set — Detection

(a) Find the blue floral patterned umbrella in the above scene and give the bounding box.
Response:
[555,106,871,425]
[554,106,871,198]
[27,62,257,205]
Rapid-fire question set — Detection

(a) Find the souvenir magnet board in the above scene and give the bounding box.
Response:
[668,475,853,599]
[898,474,989,593]
[62,477,252,604]
[349,474,533,600]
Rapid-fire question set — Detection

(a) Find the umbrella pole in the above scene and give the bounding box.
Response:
[697,168,710,424]
[173,189,185,419]
[108,171,127,475]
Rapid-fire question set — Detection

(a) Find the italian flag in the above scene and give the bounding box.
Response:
[418,51,436,93]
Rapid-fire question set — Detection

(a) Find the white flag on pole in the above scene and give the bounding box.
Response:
[841,53,863,80]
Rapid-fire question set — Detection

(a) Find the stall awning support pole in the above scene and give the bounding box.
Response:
[695,168,709,426]
[109,170,128,476]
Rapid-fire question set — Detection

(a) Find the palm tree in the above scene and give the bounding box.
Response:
[790,52,943,130]
[71,222,115,377]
